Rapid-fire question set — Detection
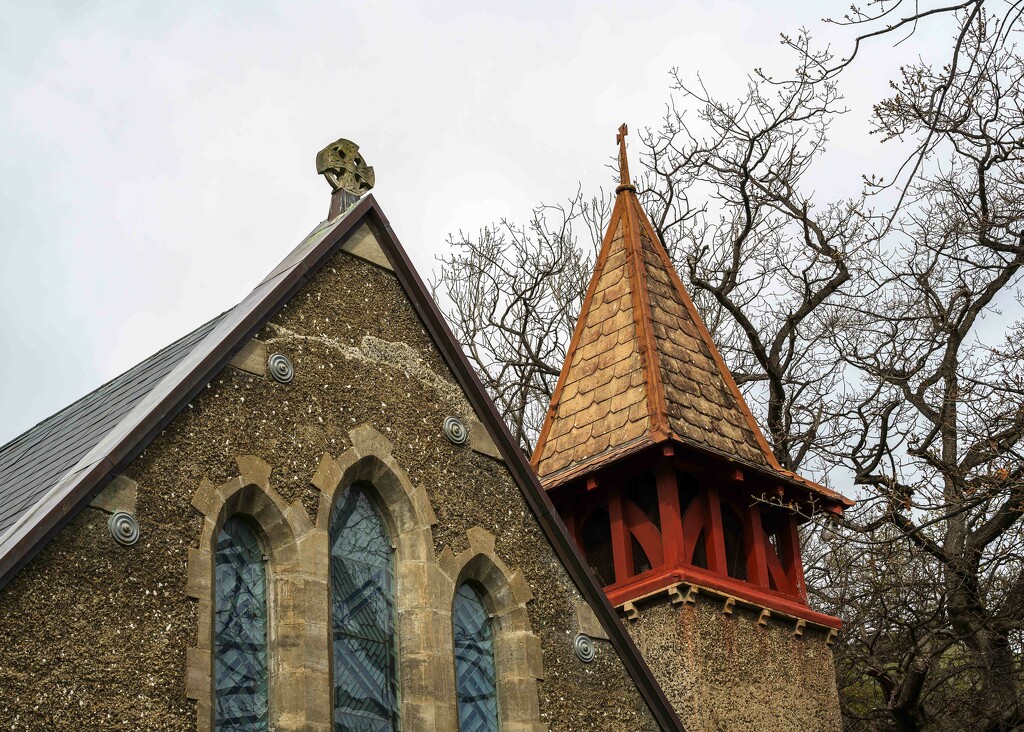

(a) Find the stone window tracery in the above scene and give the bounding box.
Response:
[214,516,270,731]
[453,582,499,732]
[330,482,400,731]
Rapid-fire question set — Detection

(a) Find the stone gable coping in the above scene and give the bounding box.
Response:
[227,337,268,376]
[88,475,138,514]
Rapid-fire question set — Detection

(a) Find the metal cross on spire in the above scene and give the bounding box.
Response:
[616,123,635,193]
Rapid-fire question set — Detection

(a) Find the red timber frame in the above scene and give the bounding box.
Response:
[555,445,840,629]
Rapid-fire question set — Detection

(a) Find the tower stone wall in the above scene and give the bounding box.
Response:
[626,594,842,731]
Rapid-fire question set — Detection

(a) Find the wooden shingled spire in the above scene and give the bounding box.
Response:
[532,125,849,507]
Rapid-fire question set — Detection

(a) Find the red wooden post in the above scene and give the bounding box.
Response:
[744,503,770,588]
[778,515,807,600]
[655,459,683,568]
[703,485,728,576]
[608,491,633,583]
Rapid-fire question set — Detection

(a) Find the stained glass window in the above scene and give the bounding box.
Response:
[214,516,269,731]
[330,483,400,731]
[453,583,499,732]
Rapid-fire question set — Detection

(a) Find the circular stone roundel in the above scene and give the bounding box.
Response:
[443,416,468,445]
[574,633,596,663]
[268,353,294,384]
[109,511,140,546]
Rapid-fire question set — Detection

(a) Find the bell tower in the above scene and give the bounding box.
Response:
[533,125,852,730]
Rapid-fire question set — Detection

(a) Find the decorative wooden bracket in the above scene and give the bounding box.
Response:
[757,608,771,626]
[826,627,838,645]
[721,596,736,615]
[794,618,806,637]
[667,582,699,607]
[622,601,639,621]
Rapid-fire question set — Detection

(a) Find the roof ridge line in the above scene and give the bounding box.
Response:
[629,199,786,473]
[623,191,670,439]
[530,201,627,470]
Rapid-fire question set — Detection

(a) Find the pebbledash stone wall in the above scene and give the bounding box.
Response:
[0,226,659,731]
[624,592,842,731]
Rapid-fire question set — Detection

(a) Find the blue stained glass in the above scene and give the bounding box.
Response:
[214,517,269,731]
[331,484,400,731]
[453,583,499,732]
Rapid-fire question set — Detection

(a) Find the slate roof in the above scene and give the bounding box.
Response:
[0,194,685,731]
[532,135,851,509]
[0,314,225,538]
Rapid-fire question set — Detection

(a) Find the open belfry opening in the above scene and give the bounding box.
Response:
[533,125,853,727]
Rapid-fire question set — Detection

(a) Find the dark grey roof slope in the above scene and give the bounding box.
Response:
[0,314,226,538]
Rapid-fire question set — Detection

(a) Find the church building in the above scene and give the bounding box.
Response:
[0,132,850,731]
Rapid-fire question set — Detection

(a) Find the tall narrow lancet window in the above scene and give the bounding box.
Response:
[214,517,270,731]
[330,483,400,731]
[453,583,499,731]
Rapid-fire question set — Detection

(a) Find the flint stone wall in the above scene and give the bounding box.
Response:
[0,236,658,731]
[625,593,842,731]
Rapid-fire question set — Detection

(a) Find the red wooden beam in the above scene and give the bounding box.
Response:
[603,565,842,630]
[681,495,705,565]
[779,515,807,600]
[655,459,683,566]
[609,491,633,584]
[703,486,728,576]
[764,538,794,595]
[624,500,664,567]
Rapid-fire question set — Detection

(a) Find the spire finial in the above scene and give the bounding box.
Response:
[616,123,635,193]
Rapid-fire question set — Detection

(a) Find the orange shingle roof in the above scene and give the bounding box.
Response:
[532,126,851,509]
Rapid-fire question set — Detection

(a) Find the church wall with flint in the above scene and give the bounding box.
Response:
[0,229,660,730]
[624,592,842,731]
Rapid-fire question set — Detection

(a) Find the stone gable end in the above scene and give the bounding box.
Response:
[0,232,659,730]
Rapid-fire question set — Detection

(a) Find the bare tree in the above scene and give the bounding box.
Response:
[642,31,877,475]
[811,15,1024,729]
[432,194,608,451]
[434,4,1024,730]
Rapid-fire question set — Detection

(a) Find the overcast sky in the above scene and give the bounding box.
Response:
[1,0,959,446]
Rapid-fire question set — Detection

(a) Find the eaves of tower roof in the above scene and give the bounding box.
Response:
[532,133,851,510]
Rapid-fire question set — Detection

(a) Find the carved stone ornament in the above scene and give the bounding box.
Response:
[316,138,375,195]
[573,633,596,663]
[108,511,140,546]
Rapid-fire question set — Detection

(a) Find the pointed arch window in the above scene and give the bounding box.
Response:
[330,483,400,731]
[214,516,270,731]
[453,583,499,731]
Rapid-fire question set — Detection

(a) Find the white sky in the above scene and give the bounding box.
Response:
[0,0,957,445]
